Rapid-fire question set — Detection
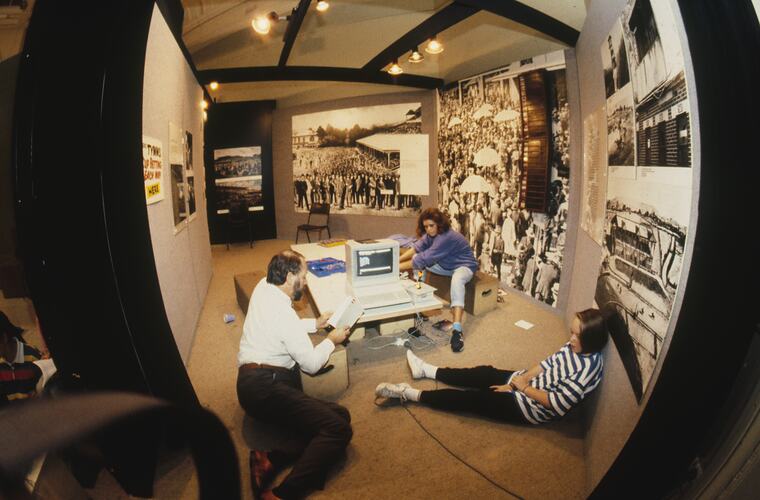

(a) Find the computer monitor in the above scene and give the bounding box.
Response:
[345,239,400,289]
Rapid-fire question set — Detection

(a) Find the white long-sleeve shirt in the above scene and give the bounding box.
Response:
[238,278,335,375]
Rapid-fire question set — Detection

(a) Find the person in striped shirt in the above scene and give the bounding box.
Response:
[375,309,608,424]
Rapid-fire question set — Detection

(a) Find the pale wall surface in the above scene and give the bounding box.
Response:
[142,4,213,363]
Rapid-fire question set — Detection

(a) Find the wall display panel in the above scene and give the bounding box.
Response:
[213,146,264,213]
[169,121,187,230]
[595,0,694,401]
[185,131,196,218]
[292,103,424,216]
[581,107,608,246]
[142,136,164,205]
[437,51,569,307]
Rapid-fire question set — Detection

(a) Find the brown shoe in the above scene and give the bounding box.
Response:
[250,450,274,500]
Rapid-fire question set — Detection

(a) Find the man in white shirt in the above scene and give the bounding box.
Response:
[237,250,351,500]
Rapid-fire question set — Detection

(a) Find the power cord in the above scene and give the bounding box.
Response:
[401,405,525,500]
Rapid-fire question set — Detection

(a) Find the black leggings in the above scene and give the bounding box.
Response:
[419,365,529,424]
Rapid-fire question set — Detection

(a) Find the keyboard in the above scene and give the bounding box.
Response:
[356,289,411,309]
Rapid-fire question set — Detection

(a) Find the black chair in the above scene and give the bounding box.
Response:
[296,202,331,243]
[226,204,253,249]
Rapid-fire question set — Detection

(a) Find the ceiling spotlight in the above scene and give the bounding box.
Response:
[387,59,403,75]
[209,81,219,91]
[408,47,424,63]
[316,1,330,12]
[200,99,209,110]
[425,37,444,54]
[203,110,208,121]
[252,11,282,35]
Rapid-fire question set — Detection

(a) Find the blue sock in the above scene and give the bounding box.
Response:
[453,322,462,332]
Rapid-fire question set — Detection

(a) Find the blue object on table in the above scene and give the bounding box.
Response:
[307,257,346,277]
[223,313,235,323]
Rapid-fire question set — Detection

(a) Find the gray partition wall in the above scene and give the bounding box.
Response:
[143,4,212,364]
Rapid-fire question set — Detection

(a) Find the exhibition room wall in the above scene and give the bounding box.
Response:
[272,90,437,241]
[143,3,212,363]
[570,0,701,490]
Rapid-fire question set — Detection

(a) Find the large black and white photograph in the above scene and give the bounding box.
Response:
[595,178,690,398]
[621,0,691,168]
[292,103,425,217]
[437,51,569,307]
[602,18,630,99]
[169,122,187,230]
[214,146,264,213]
[185,130,197,217]
[594,0,696,401]
[170,163,187,227]
[606,83,636,168]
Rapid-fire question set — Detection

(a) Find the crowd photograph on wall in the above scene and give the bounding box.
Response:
[436,51,570,307]
[292,103,423,216]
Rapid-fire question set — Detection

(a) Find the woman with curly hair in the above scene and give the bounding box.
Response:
[399,207,477,352]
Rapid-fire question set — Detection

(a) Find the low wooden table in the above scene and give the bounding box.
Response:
[291,241,444,339]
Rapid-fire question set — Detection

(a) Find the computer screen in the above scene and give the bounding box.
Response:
[345,239,400,289]
[357,248,394,277]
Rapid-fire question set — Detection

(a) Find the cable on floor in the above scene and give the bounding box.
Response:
[402,404,526,500]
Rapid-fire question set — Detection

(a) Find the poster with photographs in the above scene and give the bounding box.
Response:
[142,135,164,205]
[170,164,187,227]
[581,107,608,246]
[169,122,187,229]
[213,146,264,214]
[292,103,425,216]
[438,50,569,307]
[602,18,636,179]
[184,131,197,218]
[596,0,695,401]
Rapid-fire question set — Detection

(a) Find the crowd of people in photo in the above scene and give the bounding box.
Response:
[214,157,261,179]
[293,146,420,212]
[436,72,571,306]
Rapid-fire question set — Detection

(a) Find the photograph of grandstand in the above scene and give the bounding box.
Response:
[595,178,690,399]
[213,146,263,212]
[292,103,424,216]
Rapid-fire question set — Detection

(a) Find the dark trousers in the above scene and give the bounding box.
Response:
[491,252,503,280]
[419,366,528,424]
[237,367,353,499]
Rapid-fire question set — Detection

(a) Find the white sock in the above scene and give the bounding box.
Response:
[407,350,438,379]
[403,386,421,402]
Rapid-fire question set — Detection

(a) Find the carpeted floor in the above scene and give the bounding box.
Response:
[175,240,588,500]
[52,239,587,498]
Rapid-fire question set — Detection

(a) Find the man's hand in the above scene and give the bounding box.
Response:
[490,384,513,393]
[327,327,349,346]
[316,312,332,329]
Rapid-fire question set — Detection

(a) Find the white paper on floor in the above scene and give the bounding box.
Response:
[514,320,534,330]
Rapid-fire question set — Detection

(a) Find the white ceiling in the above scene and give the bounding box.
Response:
[180,0,587,106]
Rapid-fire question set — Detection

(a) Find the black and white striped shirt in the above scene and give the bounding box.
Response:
[511,343,603,424]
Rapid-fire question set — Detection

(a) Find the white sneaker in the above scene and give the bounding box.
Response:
[406,350,426,379]
[375,382,412,401]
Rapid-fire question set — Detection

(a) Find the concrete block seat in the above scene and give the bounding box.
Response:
[234,271,349,398]
[424,269,499,316]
